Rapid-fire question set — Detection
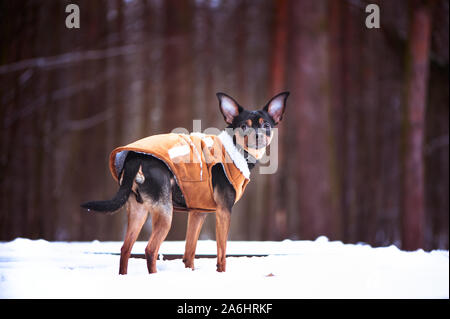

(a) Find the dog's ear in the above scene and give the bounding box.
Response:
[216,93,243,124]
[263,91,289,125]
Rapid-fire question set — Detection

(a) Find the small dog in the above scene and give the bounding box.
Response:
[81,92,289,274]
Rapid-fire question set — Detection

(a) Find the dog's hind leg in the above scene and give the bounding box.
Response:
[145,200,173,274]
[183,211,207,269]
[119,197,148,275]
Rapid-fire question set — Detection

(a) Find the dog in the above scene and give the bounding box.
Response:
[81,92,289,274]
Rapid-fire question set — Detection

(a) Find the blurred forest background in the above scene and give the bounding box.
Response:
[0,0,448,250]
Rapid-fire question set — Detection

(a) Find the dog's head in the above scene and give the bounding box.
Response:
[216,92,289,160]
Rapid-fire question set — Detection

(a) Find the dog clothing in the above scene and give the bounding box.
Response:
[109,131,250,212]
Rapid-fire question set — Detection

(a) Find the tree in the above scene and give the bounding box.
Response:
[401,0,433,250]
[291,0,334,240]
[264,0,289,240]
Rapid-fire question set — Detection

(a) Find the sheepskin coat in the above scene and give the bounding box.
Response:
[109,131,250,212]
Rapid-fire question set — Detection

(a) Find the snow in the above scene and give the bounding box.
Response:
[0,237,448,299]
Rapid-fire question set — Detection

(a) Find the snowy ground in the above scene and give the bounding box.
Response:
[0,237,448,299]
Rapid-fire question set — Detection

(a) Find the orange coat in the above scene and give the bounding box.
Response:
[109,131,250,212]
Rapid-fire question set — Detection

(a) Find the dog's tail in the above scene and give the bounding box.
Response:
[80,155,140,213]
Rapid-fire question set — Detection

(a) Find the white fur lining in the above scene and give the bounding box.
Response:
[190,132,214,148]
[218,130,250,180]
[168,144,190,159]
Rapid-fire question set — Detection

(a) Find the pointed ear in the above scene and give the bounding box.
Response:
[216,92,243,124]
[263,91,289,125]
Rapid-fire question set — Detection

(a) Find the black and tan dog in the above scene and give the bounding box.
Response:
[81,92,289,274]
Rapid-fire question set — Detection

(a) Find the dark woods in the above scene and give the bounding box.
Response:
[0,0,448,250]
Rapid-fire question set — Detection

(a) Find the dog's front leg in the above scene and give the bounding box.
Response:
[215,206,231,272]
[183,211,207,269]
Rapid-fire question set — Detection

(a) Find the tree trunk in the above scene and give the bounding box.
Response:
[265,0,288,240]
[401,0,432,250]
[292,0,334,240]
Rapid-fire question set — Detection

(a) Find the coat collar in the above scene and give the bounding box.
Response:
[217,130,251,180]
